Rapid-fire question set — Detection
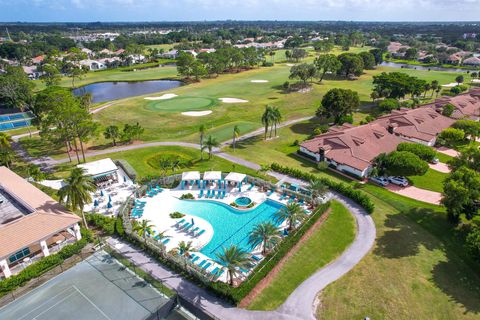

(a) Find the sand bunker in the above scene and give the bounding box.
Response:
[441,83,461,88]
[219,98,249,103]
[144,93,178,100]
[181,110,213,117]
[286,63,295,66]
[250,80,269,83]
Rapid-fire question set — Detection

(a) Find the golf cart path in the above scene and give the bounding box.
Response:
[107,192,375,320]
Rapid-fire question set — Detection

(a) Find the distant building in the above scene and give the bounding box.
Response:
[22,66,43,80]
[426,88,480,121]
[79,59,107,71]
[31,55,44,65]
[462,56,480,66]
[0,167,82,279]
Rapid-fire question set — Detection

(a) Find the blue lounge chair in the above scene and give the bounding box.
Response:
[279,192,287,200]
[215,191,220,199]
[198,190,204,198]
[266,189,274,196]
[248,182,254,191]
[190,227,199,235]
[178,222,190,230]
[191,256,200,263]
[196,229,205,238]
[214,269,224,279]
[202,262,212,270]
[162,238,170,245]
[198,260,207,267]
[206,190,211,198]
[298,198,304,205]
[175,218,186,226]
[251,255,262,262]
[210,267,219,276]
[210,190,215,199]
[183,224,193,232]
[220,190,225,199]
[288,195,296,203]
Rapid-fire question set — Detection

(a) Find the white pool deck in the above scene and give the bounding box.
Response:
[134,183,312,283]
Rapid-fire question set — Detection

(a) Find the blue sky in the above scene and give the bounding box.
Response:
[1,0,480,22]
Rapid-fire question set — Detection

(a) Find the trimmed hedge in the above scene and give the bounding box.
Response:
[86,214,116,235]
[397,142,436,162]
[270,163,375,214]
[115,159,137,182]
[0,230,91,297]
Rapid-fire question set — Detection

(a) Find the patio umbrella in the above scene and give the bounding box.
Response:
[100,190,104,197]
[108,195,112,202]
[283,228,289,236]
[107,201,113,209]
[191,218,195,225]
[93,199,99,207]
[124,175,127,183]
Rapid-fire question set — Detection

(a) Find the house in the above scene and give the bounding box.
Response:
[446,54,462,65]
[99,48,113,55]
[387,42,410,54]
[161,49,179,59]
[462,56,480,66]
[375,107,455,146]
[22,66,43,80]
[81,48,94,57]
[31,55,44,65]
[77,158,119,186]
[0,167,82,279]
[428,88,480,120]
[299,123,403,178]
[127,54,145,64]
[114,49,126,55]
[79,59,107,71]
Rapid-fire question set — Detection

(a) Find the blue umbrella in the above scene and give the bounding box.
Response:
[283,228,289,236]
[191,218,195,225]
[93,199,99,207]
[107,201,113,209]
[100,190,104,197]
[124,176,127,183]
[108,195,112,202]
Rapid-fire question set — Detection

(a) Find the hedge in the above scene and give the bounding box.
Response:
[86,214,116,235]
[270,163,375,214]
[0,229,91,297]
[397,142,436,162]
[115,159,137,182]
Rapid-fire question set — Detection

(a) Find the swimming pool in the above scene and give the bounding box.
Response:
[171,198,284,259]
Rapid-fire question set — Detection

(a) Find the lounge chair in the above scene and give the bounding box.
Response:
[210,267,219,276]
[190,227,199,235]
[266,189,274,196]
[191,256,200,263]
[215,191,220,199]
[298,198,304,205]
[288,195,296,203]
[279,192,287,200]
[195,229,205,238]
[198,190,204,198]
[183,224,193,232]
[178,222,190,230]
[210,190,215,199]
[162,238,170,245]
[206,190,211,198]
[198,260,207,267]
[202,262,212,270]
[174,218,186,226]
[251,255,262,262]
[248,182,254,191]
[220,190,225,199]
[214,269,224,279]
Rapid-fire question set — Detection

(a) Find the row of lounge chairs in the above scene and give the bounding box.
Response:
[174,219,206,238]
[198,189,226,199]
[131,199,146,218]
[147,186,163,197]
[189,254,225,280]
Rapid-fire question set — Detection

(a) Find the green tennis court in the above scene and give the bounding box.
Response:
[0,251,174,320]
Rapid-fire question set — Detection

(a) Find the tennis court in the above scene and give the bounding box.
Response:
[0,251,173,320]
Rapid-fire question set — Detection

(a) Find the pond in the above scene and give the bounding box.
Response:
[380,61,475,73]
[73,80,183,103]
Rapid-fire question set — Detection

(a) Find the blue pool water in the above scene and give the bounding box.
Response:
[235,196,252,207]
[171,198,284,260]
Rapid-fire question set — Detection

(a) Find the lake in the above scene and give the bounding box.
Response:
[380,61,474,73]
[73,80,183,103]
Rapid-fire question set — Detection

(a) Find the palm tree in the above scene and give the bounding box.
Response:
[0,132,12,150]
[0,148,14,169]
[272,107,282,137]
[232,125,240,151]
[158,157,171,177]
[199,125,206,160]
[307,179,328,206]
[431,80,439,96]
[27,164,45,182]
[170,158,181,173]
[203,135,219,160]
[248,222,281,254]
[274,202,306,230]
[261,105,274,140]
[214,245,251,286]
[58,167,97,229]
[133,219,155,244]
[177,240,195,267]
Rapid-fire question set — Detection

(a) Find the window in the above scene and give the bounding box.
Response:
[8,247,30,264]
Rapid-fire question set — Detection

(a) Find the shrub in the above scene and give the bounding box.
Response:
[115,159,137,182]
[438,128,465,146]
[466,227,480,262]
[86,214,116,235]
[179,193,194,200]
[170,211,185,219]
[442,103,455,116]
[262,61,273,67]
[270,163,375,213]
[397,142,436,162]
[292,139,300,146]
[115,216,125,236]
[378,98,399,112]
[383,151,429,177]
[317,161,329,171]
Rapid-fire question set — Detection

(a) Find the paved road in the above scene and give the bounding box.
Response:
[107,192,375,320]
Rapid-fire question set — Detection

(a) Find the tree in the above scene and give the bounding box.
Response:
[404,48,418,60]
[261,105,274,140]
[0,148,14,169]
[214,245,251,285]
[448,146,480,172]
[0,66,34,109]
[373,72,425,99]
[397,142,437,162]
[104,125,120,146]
[232,125,240,151]
[452,120,480,142]
[63,63,88,88]
[58,167,96,229]
[359,51,376,70]
[382,151,429,177]
[202,135,219,159]
[369,48,384,65]
[199,125,206,160]
[314,54,341,82]
[289,63,316,86]
[316,88,360,124]
[271,107,282,137]
[122,122,144,143]
[0,132,11,150]
[442,103,455,117]
[466,227,480,262]
[442,167,480,223]
[176,51,196,78]
[133,219,155,244]
[248,222,281,255]
[177,240,195,267]
[191,60,207,81]
[337,53,364,77]
[455,75,464,84]
[27,164,45,182]
[40,64,61,86]
[430,80,439,96]
[274,202,306,230]
[307,179,328,206]
[378,98,399,112]
[438,128,465,146]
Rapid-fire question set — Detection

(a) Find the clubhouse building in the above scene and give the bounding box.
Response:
[0,167,82,279]
[299,89,479,179]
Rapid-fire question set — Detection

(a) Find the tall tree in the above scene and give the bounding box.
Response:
[58,167,96,229]
[203,135,219,159]
[104,125,120,146]
[214,245,251,286]
[316,88,360,124]
[307,179,328,206]
[314,54,341,82]
[232,125,240,151]
[274,202,306,230]
[289,63,317,86]
[261,105,274,140]
[133,219,155,244]
[248,222,281,254]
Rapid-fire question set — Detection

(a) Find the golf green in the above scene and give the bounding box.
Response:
[145,96,217,112]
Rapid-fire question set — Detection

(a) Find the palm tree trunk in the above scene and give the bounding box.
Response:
[264,125,268,140]
[72,138,81,164]
[232,136,236,151]
[79,139,86,163]
[64,140,72,162]
[229,270,234,286]
[80,205,89,229]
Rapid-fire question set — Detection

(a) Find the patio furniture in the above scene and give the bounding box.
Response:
[161,238,170,245]
[191,256,200,263]
[198,190,204,198]
[198,260,207,267]
[195,229,205,238]
[251,255,263,262]
[266,189,274,196]
[190,227,199,235]
[248,182,254,191]
[202,262,212,270]
[174,218,186,226]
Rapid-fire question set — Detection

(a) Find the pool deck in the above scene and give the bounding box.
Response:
[135,185,312,283]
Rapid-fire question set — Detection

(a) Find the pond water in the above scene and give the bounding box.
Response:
[380,61,474,73]
[73,80,183,103]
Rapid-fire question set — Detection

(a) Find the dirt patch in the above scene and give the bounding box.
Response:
[238,208,332,308]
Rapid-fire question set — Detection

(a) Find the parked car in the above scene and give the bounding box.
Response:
[388,176,409,187]
[369,176,390,187]
[431,157,439,164]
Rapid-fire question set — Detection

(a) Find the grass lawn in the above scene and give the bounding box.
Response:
[436,152,454,164]
[408,168,448,193]
[247,200,356,310]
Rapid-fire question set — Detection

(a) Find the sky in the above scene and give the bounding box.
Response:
[1,0,480,22]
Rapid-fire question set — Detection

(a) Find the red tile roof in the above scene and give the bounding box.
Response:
[429,88,480,120]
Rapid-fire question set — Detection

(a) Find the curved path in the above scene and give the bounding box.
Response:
[107,192,375,320]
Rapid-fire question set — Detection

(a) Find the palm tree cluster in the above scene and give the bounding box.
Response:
[0,132,14,169]
[133,219,155,243]
[248,222,281,254]
[58,167,97,228]
[274,202,307,231]
[158,156,181,177]
[261,105,282,140]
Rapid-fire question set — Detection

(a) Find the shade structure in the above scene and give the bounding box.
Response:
[290,183,300,192]
[203,171,222,181]
[77,158,117,177]
[107,201,113,209]
[100,190,104,197]
[224,172,247,184]
[181,171,200,181]
[93,199,99,207]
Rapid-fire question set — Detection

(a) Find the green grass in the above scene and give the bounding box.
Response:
[247,200,355,310]
[436,152,454,164]
[408,168,448,193]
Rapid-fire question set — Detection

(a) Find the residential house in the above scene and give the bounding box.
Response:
[0,167,82,279]
[299,123,403,178]
[446,54,462,65]
[160,50,179,59]
[81,48,94,57]
[79,59,107,71]
[31,55,44,65]
[22,66,43,80]
[427,88,480,121]
[462,56,480,67]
